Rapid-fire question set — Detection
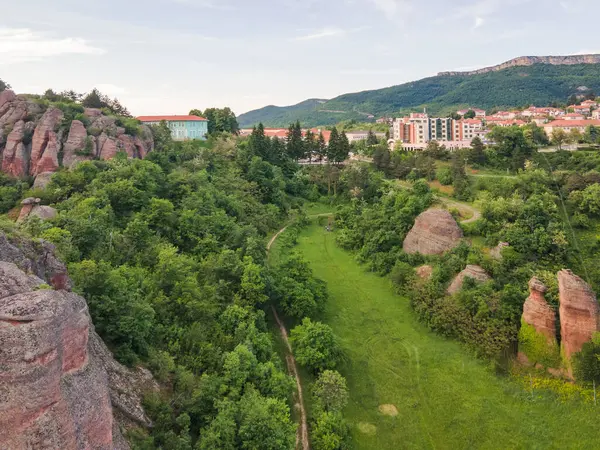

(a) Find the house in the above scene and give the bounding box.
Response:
[569,105,592,115]
[494,111,517,120]
[457,108,486,118]
[581,99,598,108]
[593,110,600,120]
[488,119,526,128]
[543,119,600,135]
[563,113,586,121]
[137,115,208,140]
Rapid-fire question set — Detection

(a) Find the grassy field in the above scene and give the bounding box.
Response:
[293,222,600,449]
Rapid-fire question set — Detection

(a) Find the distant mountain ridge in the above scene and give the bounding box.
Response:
[238,55,600,128]
[438,54,600,76]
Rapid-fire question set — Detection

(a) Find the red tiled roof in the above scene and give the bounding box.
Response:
[137,115,207,122]
[544,119,600,127]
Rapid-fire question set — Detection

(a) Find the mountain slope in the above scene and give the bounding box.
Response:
[238,58,600,128]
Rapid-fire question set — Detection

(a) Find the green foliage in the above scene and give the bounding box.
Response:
[290,318,343,372]
[312,370,349,413]
[0,78,10,92]
[518,321,560,367]
[573,333,600,383]
[191,107,239,135]
[311,412,351,450]
[238,64,600,127]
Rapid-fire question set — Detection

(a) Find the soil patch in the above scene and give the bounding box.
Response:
[379,404,399,416]
[358,422,377,435]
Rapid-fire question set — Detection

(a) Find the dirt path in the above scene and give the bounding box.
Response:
[267,213,333,450]
[439,198,481,224]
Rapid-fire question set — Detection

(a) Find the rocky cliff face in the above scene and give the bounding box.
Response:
[438,54,600,76]
[0,90,153,180]
[558,269,600,361]
[403,209,463,255]
[522,277,557,344]
[0,232,156,449]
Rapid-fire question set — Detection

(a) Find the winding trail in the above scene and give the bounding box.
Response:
[267,213,333,450]
[439,198,482,224]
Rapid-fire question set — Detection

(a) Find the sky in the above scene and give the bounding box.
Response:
[1,0,599,116]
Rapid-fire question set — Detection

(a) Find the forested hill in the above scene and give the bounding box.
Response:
[238,62,600,127]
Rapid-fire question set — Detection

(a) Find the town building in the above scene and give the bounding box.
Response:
[593,110,600,120]
[392,114,486,150]
[563,113,586,121]
[543,119,600,135]
[569,105,592,115]
[137,115,208,140]
[457,108,486,118]
[345,131,386,143]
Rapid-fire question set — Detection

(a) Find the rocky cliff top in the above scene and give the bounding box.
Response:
[0,90,153,181]
[438,54,600,77]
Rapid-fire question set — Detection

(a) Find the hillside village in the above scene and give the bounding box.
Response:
[389,98,600,150]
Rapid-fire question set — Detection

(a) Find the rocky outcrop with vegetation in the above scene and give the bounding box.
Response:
[0,90,153,181]
[0,232,154,449]
[403,209,463,255]
[447,265,491,295]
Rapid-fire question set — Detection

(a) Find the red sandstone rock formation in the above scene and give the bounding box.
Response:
[403,209,463,255]
[0,263,116,449]
[30,107,64,176]
[558,269,600,360]
[1,119,30,177]
[0,232,156,446]
[447,265,491,294]
[63,119,90,168]
[522,277,557,343]
[0,90,154,179]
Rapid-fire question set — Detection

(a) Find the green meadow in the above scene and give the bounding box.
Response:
[290,221,600,450]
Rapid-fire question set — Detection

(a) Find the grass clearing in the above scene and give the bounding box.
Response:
[295,222,600,449]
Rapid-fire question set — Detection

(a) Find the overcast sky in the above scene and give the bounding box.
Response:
[1,0,598,116]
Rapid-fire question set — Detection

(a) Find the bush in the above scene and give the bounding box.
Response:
[437,166,454,185]
[311,412,351,450]
[389,261,415,292]
[290,318,343,373]
[517,320,560,368]
[573,332,600,383]
[312,370,349,413]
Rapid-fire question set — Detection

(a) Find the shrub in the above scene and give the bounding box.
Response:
[311,412,351,450]
[290,318,343,373]
[312,370,349,413]
[389,261,415,292]
[437,166,454,185]
[573,332,600,383]
[517,320,560,368]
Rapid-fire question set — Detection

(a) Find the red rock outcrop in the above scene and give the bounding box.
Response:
[0,232,156,446]
[558,269,600,360]
[522,277,557,343]
[447,265,491,294]
[0,90,154,179]
[0,264,116,449]
[403,209,463,255]
[1,119,30,177]
[30,107,64,176]
[63,119,90,168]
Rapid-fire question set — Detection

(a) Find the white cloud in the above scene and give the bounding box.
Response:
[0,28,105,64]
[170,0,235,10]
[365,0,412,19]
[294,26,370,41]
[574,49,600,55]
[436,0,533,27]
